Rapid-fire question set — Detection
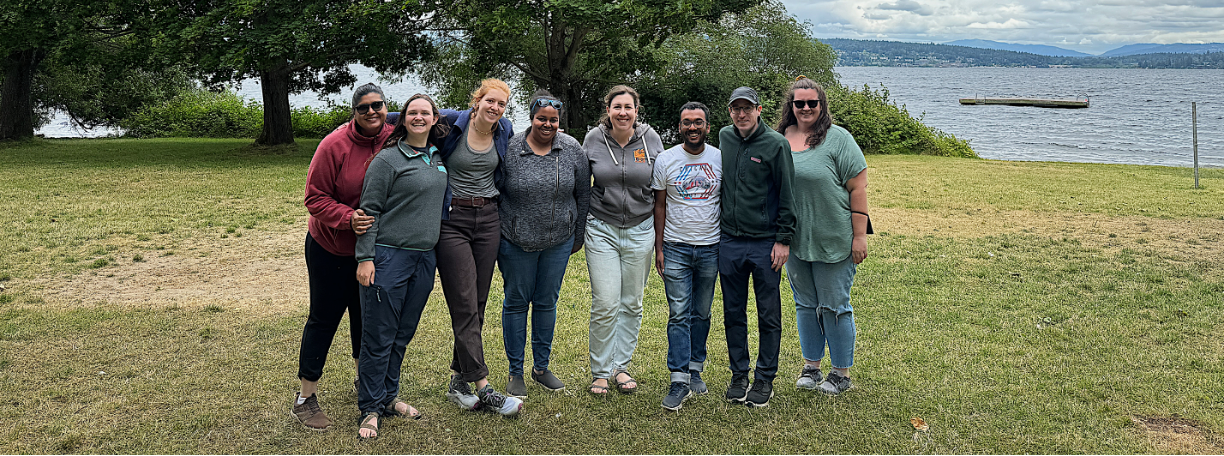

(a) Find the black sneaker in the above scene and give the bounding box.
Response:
[661,381,692,411]
[744,380,774,408]
[507,375,527,398]
[796,365,823,390]
[531,368,565,391]
[446,375,481,411]
[725,373,749,403]
[477,385,523,416]
[818,371,852,395]
[690,371,708,395]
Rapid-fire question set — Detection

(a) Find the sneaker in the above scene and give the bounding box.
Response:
[818,371,852,395]
[744,380,774,408]
[689,371,708,395]
[291,392,332,431]
[446,375,482,411]
[661,382,693,411]
[725,373,749,403]
[477,385,523,417]
[796,365,823,390]
[531,368,565,391]
[507,375,527,398]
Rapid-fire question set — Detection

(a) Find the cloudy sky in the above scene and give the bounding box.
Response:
[779,0,1224,54]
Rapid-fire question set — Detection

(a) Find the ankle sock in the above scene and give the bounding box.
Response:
[296,393,308,406]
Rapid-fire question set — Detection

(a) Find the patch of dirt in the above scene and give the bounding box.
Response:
[1132,416,1222,454]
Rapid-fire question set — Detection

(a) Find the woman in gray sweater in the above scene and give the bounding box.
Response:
[498,90,591,397]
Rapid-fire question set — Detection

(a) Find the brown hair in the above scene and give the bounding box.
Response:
[598,85,641,129]
[380,93,451,154]
[774,77,833,148]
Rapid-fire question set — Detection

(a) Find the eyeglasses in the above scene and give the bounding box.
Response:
[730,106,757,115]
[533,99,563,110]
[792,100,821,109]
[354,101,385,114]
[681,119,706,127]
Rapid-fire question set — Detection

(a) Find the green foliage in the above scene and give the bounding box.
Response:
[828,83,978,157]
[289,105,356,139]
[119,90,261,138]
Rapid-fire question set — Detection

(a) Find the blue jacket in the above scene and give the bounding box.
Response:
[437,108,514,220]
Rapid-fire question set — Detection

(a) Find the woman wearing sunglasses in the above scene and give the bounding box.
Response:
[434,78,522,416]
[775,77,870,396]
[295,83,392,431]
[497,90,590,397]
[581,85,664,395]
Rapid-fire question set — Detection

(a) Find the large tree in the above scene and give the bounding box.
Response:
[167,0,436,145]
[419,0,760,130]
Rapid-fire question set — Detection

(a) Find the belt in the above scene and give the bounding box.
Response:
[451,196,497,207]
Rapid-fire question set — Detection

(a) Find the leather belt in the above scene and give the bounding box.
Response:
[451,196,497,207]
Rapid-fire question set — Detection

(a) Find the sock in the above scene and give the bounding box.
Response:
[296,393,308,405]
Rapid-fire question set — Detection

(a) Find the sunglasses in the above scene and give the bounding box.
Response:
[354,101,385,114]
[533,99,563,110]
[792,100,821,109]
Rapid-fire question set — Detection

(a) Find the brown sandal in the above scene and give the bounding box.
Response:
[589,379,611,395]
[613,372,638,394]
[382,398,422,420]
[357,411,379,440]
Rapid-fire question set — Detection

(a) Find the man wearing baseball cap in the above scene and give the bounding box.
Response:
[717,86,796,408]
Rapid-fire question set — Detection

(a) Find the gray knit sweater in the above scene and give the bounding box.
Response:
[498,129,591,252]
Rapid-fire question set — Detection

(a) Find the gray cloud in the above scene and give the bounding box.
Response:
[875,0,936,15]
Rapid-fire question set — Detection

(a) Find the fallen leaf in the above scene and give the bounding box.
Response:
[911,417,929,431]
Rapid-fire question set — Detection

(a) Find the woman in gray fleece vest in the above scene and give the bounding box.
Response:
[582,85,663,395]
[497,90,591,397]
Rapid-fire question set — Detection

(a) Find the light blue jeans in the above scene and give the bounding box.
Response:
[585,216,654,379]
[661,241,718,383]
[786,254,857,369]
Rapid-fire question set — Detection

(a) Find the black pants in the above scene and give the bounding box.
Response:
[718,234,783,382]
[437,203,500,382]
[297,232,361,382]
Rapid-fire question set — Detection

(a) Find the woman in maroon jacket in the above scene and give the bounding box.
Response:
[292,83,394,432]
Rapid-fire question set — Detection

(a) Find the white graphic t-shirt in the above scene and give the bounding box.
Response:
[651,143,722,245]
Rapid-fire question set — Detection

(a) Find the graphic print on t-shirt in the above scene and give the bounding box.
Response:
[672,163,718,200]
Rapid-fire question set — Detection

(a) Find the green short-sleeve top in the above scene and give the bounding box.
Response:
[791,124,867,263]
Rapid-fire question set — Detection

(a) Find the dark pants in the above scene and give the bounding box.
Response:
[357,247,435,413]
[298,232,361,382]
[436,203,500,382]
[718,234,783,382]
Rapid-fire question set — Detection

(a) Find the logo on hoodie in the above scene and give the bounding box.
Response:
[634,148,647,163]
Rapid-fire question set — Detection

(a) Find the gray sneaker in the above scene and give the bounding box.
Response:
[477,385,523,417]
[796,365,823,390]
[744,380,774,408]
[689,371,708,395]
[446,375,482,411]
[725,372,750,403]
[531,368,565,391]
[818,371,852,395]
[661,381,693,411]
[507,375,527,398]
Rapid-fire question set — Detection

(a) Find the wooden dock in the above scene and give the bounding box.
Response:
[959,96,1089,109]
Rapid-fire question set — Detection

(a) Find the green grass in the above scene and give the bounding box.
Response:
[1,138,1222,453]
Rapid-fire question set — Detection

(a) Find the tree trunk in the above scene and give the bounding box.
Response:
[255,66,294,145]
[0,49,45,141]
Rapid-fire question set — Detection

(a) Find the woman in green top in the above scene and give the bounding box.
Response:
[775,77,870,396]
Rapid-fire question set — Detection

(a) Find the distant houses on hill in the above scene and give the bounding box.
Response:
[821,39,1224,69]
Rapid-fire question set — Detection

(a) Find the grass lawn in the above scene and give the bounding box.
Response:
[0,138,1222,453]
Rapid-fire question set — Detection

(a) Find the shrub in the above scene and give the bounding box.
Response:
[828,83,977,158]
[120,89,262,138]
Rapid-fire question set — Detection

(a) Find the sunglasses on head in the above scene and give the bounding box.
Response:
[533,99,563,110]
[792,100,821,109]
[354,101,385,114]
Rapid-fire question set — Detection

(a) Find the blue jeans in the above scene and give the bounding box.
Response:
[499,236,574,377]
[357,247,435,413]
[718,234,783,382]
[786,254,856,369]
[661,241,718,383]
[585,216,654,379]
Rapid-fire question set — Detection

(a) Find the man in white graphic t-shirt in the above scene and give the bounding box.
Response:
[651,101,722,411]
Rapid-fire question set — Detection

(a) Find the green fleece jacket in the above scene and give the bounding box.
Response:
[717,119,796,244]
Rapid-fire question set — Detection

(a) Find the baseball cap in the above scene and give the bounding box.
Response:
[728,87,760,106]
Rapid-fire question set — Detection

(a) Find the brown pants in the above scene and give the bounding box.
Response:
[437,203,501,382]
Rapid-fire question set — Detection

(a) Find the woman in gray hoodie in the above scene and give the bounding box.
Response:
[582,85,663,395]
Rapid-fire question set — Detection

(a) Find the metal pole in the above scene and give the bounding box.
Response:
[1192,102,1199,189]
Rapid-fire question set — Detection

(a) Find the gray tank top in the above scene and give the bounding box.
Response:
[449,128,500,198]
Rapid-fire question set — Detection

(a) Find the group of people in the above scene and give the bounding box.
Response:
[293,76,870,439]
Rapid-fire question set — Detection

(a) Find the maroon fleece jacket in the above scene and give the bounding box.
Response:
[304,120,395,257]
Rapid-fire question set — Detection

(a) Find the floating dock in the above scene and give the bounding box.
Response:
[959,96,1089,108]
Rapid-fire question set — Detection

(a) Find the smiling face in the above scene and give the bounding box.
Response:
[476,89,509,126]
[729,99,761,136]
[353,92,387,136]
[607,93,637,133]
[530,105,560,145]
[791,88,822,126]
[402,98,437,139]
[678,108,709,152]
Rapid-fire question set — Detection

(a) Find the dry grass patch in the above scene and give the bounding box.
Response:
[1133,416,1223,454]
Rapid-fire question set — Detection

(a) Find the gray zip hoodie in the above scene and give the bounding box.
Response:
[499,129,591,252]
[583,123,663,228]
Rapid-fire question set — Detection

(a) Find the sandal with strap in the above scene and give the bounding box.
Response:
[382,398,423,420]
[589,379,610,395]
[613,372,638,394]
[357,411,379,441]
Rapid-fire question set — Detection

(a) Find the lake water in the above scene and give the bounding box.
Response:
[836,67,1224,168]
[38,66,1223,168]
